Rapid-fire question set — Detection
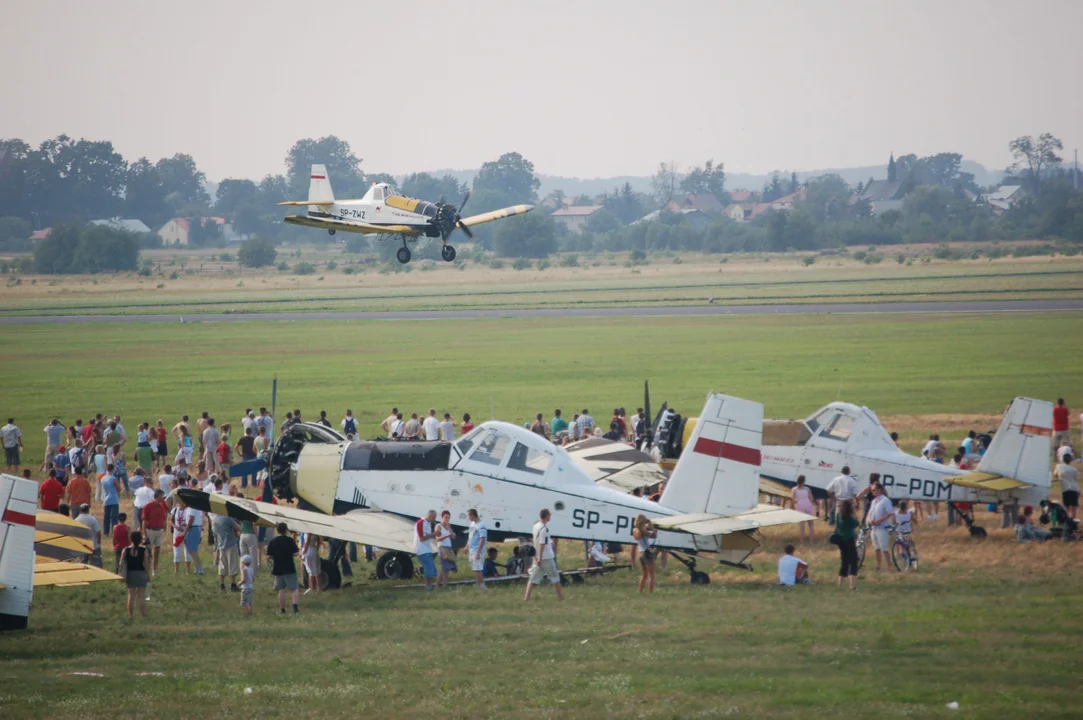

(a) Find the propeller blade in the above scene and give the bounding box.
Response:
[456,220,474,239]
[458,191,471,214]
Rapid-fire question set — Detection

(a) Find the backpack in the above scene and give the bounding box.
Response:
[70,447,86,472]
[344,417,357,435]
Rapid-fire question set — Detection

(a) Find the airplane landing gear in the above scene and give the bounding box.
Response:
[669,552,711,584]
[375,551,414,580]
[397,236,411,264]
[328,229,336,236]
[441,244,456,262]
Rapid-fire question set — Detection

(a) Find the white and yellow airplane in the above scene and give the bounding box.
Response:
[279,165,534,264]
[1,474,121,630]
[178,392,814,586]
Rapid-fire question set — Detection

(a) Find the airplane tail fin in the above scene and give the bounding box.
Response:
[0,474,37,631]
[659,393,763,516]
[308,164,334,204]
[977,397,1054,487]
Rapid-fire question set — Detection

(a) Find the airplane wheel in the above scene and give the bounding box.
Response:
[328,229,336,236]
[690,571,710,584]
[559,574,569,586]
[376,551,414,580]
[319,558,342,590]
[396,247,411,264]
[441,245,456,262]
[570,573,584,584]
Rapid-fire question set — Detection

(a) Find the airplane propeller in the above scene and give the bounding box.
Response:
[435,192,473,240]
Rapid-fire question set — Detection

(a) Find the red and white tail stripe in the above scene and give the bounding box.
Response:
[0,473,38,630]
[660,394,764,516]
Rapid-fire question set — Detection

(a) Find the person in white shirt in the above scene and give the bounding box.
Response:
[434,510,456,590]
[1056,443,1073,467]
[75,504,103,566]
[439,413,456,442]
[158,466,176,504]
[1054,453,1079,520]
[341,410,359,440]
[241,410,256,437]
[423,409,441,441]
[466,508,487,589]
[182,495,205,575]
[390,413,405,440]
[867,483,894,571]
[524,508,564,601]
[414,510,439,591]
[778,544,810,586]
[132,480,156,533]
[240,554,255,615]
[826,466,858,523]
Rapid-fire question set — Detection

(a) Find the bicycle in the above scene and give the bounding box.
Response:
[855,524,870,569]
[890,525,918,572]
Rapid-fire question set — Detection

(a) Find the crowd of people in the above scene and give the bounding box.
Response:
[5,396,1078,614]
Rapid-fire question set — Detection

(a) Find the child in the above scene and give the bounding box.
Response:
[113,513,131,572]
[895,500,913,536]
[240,554,255,615]
[778,544,810,586]
[482,546,500,578]
[215,436,232,481]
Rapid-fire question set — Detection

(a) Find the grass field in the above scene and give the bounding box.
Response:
[3,523,1082,718]
[2,307,1082,718]
[2,311,1081,463]
[3,253,1083,316]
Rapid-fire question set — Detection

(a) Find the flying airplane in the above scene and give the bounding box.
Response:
[178,392,814,585]
[1,474,121,630]
[279,165,534,264]
[647,394,1054,533]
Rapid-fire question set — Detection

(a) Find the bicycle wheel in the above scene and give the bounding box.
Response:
[891,540,911,572]
[856,537,866,569]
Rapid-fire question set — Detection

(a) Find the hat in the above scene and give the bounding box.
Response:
[58,445,67,452]
[241,555,252,565]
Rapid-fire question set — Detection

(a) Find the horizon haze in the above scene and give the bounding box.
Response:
[2,0,1080,183]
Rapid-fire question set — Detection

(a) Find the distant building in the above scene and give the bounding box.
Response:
[30,228,52,242]
[667,192,725,215]
[855,180,905,215]
[728,190,756,203]
[983,185,1026,214]
[632,208,713,228]
[158,217,246,246]
[550,204,603,233]
[88,218,152,234]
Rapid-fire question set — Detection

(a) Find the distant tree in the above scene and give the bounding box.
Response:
[186,217,223,247]
[650,161,679,206]
[124,158,171,228]
[400,173,467,205]
[0,216,31,251]
[1009,133,1063,192]
[584,207,621,234]
[493,213,556,258]
[215,179,258,217]
[541,189,566,210]
[762,173,784,202]
[789,171,799,195]
[604,183,644,225]
[36,135,128,222]
[765,210,788,251]
[571,194,595,206]
[472,152,541,205]
[237,236,277,268]
[33,222,138,274]
[285,136,363,199]
[365,172,397,187]
[156,153,209,211]
[887,152,897,183]
[679,159,727,202]
[802,174,852,222]
[902,185,954,224]
[257,174,289,211]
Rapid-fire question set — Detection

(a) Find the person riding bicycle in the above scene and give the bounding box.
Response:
[894,500,914,536]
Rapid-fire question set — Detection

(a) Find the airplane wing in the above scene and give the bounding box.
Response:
[175,489,416,554]
[653,504,816,535]
[459,204,534,227]
[283,215,420,236]
[759,476,793,499]
[277,201,335,207]
[564,438,667,493]
[35,510,96,561]
[34,560,121,587]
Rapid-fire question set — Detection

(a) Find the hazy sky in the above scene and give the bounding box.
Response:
[2,1,1080,182]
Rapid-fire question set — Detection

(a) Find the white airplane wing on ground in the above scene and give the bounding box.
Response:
[175,489,416,554]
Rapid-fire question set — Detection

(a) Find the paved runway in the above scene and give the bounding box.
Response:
[1,298,1081,324]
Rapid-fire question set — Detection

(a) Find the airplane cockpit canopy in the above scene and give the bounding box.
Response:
[802,402,895,451]
[454,422,592,487]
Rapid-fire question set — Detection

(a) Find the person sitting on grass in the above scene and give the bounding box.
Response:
[482,546,500,578]
[778,544,810,586]
[1016,507,1051,542]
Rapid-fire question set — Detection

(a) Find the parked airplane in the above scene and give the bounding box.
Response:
[648,395,1054,531]
[1,474,121,630]
[279,165,534,264]
[178,393,813,585]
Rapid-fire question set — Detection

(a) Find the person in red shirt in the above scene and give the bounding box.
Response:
[112,513,131,572]
[1053,398,1071,451]
[215,438,232,485]
[141,490,169,576]
[39,469,65,511]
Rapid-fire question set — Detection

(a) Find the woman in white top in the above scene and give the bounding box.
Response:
[632,514,658,594]
[302,533,322,594]
[791,475,816,543]
[434,510,456,589]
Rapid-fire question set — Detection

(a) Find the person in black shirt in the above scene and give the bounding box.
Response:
[121,531,148,618]
[267,522,301,614]
[234,427,259,488]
